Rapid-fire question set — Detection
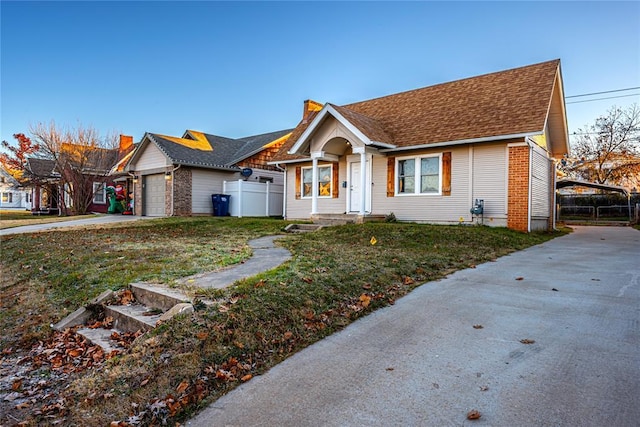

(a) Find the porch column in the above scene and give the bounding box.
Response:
[359,150,367,215]
[311,156,319,215]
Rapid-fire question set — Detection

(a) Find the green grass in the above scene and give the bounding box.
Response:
[0,218,565,426]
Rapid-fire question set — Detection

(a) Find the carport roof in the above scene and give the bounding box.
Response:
[556,179,630,196]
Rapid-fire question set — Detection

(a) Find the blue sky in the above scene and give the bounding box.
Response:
[1,1,639,148]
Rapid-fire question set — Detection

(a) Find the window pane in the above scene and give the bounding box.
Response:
[420,157,439,193]
[318,166,331,182]
[421,157,438,175]
[398,159,415,193]
[421,175,438,193]
[302,168,313,183]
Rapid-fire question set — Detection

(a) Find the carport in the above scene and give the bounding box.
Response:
[556,179,633,222]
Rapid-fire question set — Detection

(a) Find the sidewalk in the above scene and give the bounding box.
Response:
[0,215,153,236]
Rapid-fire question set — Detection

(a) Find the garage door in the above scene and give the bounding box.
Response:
[143,174,166,216]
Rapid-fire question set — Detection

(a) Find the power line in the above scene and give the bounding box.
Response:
[566,93,640,105]
[566,86,640,99]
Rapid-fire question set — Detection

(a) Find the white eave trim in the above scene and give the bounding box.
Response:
[268,158,312,165]
[379,131,542,153]
[288,104,397,155]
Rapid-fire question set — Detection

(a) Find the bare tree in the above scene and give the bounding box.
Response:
[29,122,119,215]
[562,104,640,189]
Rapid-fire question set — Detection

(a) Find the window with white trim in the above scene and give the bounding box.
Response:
[93,182,106,204]
[1,192,12,203]
[302,165,332,198]
[397,154,441,195]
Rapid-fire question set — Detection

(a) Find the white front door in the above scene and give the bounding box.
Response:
[349,161,361,212]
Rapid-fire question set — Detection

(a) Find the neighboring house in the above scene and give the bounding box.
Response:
[270,59,569,232]
[0,165,31,209]
[24,135,135,215]
[125,128,294,217]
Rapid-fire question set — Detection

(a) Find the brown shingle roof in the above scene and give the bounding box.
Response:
[274,59,560,161]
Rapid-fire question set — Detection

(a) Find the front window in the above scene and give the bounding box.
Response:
[93,182,106,204]
[397,155,441,195]
[302,165,332,198]
[1,192,12,203]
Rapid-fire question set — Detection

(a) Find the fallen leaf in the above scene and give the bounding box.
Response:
[520,339,535,344]
[176,380,189,394]
[16,401,31,409]
[473,324,484,329]
[386,367,394,371]
[241,374,253,382]
[480,386,489,391]
[140,378,149,387]
[254,279,266,288]
[362,283,372,290]
[403,276,415,285]
[359,294,371,308]
[283,331,293,340]
[515,277,524,281]
[467,409,481,420]
[302,277,313,284]
[11,379,22,391]
[196,332,209,340]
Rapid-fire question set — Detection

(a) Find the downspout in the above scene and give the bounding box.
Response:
[527,140,533,232]
[552,159,557,230]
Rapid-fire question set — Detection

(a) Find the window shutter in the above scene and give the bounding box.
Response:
[332,162,339,198]
[442,152,451,196]
[387,157,395,197]
[295,167,301,200]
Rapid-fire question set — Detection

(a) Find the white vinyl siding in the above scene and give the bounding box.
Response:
[143,174,166,216]
[191,169,236,214]
[135,143,169,170]
[531,145,551,217]
[374,146,470,223]
[473,144,507,218]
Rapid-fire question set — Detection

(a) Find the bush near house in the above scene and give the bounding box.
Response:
[0,217,564,426]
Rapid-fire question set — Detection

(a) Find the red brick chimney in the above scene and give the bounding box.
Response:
[119,135,134,155]
[303,99,324,122]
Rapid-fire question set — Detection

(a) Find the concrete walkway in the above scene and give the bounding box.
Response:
[187,226,640,427]
[178,235,291,289]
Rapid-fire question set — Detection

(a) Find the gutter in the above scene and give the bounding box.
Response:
[379,131,542,153]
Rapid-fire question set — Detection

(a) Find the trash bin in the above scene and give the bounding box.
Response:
[211,194,231,216]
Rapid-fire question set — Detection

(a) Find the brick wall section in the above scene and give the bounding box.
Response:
[171,167,192,216]
[134,180,142,216]
[507,146,530,232]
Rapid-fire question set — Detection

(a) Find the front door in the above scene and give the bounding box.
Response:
[349,161,361,212]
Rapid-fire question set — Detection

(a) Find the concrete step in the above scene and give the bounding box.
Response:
[284,223,324,233]
[130,282,190,312]
[105,304,163,333]
[76,327,120,354]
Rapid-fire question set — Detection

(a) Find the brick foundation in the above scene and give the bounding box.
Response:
[507,146,530,232]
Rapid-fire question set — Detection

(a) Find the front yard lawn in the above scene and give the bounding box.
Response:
[0,217,564,426]
[0,209,89,229]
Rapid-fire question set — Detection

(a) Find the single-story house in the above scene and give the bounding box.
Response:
[24,135,135,215]
[125,128,294,216]
[0,165,31,209]
[270,59,570,232]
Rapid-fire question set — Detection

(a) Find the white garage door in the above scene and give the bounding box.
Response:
[143,174,166,216]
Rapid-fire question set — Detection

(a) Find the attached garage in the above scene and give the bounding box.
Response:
[143,174,166,216]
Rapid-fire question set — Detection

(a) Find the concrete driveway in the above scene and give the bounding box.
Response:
[188,226,640,427]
